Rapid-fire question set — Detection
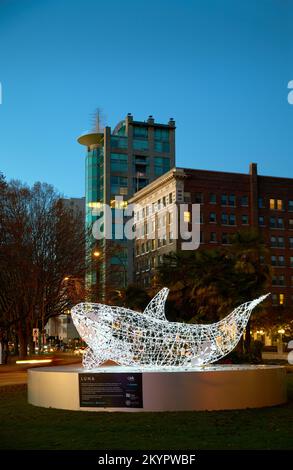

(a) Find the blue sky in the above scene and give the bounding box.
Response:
[0,0,292,197]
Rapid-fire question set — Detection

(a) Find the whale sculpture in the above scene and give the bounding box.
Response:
[71,289,269,369]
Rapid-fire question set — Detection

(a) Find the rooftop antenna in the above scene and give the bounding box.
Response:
[91,107,106,132]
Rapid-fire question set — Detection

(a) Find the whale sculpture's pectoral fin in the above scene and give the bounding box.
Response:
[143,287,169,321]
[82,347,103,370]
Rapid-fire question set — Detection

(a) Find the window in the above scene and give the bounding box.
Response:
[110,176,128,195]
[272,275,285,286]
[289,200,293,212]
[169,192,173,204]
[133,126,148,139]
[278,256,285,266]
[184,211,191,223]
[272,294,278,305]
[200,231,204,243]
[151,239,156,250]
[241,195,248,206]
[194,192,203,204]
[133,139,148,151]
[210,232,217,243]
[162,196,166,207]
[221,213,228,225]
[291,256,293,267]
[221,194,228,206]
[222,233,229,244]
[154,157,170,176]
[278,218,284,229]
[111,136,128,149]
[229,194,236,206]
[271,255,277,266]
[258,197,264,208]
[242,214,249,225]
[110,153,127,172]
[271,236,284,247]
[210,193,216,204]
[154,141,170,153]
[270,198,284,210]
[258,216,265,226]
[209,212,216,223]
[229,214,236,225]
[290,237,293,248]
[289,219,293,229]
[154,128,169,141]
[272,293,285,305]
[269,217,276,228]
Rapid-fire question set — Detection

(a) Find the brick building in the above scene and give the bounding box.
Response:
[130,163,293,334]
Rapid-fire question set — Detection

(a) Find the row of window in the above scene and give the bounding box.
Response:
[190,193,293,211]
[271,274,293,286]
[110,133,170,153]
[132,127,170,141]
[193,193,247,206]
[270,236,293,248]
[110,153,170,175]
[135,193,174,220]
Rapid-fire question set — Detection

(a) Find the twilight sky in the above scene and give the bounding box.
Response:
[0,0,293,197]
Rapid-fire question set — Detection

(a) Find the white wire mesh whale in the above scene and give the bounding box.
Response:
[71,289,269,369]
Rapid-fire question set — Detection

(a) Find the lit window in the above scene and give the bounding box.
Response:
[184,211,191,222]
[88,201,102,209]
[277,200,283,211]
[279,294,284,305]
[269,199,275,210]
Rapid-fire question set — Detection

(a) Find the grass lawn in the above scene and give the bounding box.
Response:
[0,375,293,450]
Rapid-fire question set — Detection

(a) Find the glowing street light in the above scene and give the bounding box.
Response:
[93,250,101,258]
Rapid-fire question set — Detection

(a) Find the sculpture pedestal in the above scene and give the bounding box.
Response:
[28,364,287,412]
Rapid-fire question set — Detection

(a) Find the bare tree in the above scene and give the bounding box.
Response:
[0,178,87,357]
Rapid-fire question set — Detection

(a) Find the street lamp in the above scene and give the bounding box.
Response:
[93,250,101,258]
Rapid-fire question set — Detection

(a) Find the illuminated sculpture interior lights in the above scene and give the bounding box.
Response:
[71,289,269,370]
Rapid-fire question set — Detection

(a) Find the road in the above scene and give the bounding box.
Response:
[0,355,82,386]
[0,369,27,386]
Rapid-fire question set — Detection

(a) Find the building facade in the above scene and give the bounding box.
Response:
[77,113,176,298]
[130,164,293,329]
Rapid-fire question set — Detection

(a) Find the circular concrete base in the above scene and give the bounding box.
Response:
[28,364,287,412]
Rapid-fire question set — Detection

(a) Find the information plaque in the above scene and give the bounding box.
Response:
[79,372,143,408]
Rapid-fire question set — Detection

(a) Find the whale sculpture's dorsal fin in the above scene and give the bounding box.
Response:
[143,288,169,321]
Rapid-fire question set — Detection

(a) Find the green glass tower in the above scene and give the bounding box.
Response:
[78,113,176,299]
